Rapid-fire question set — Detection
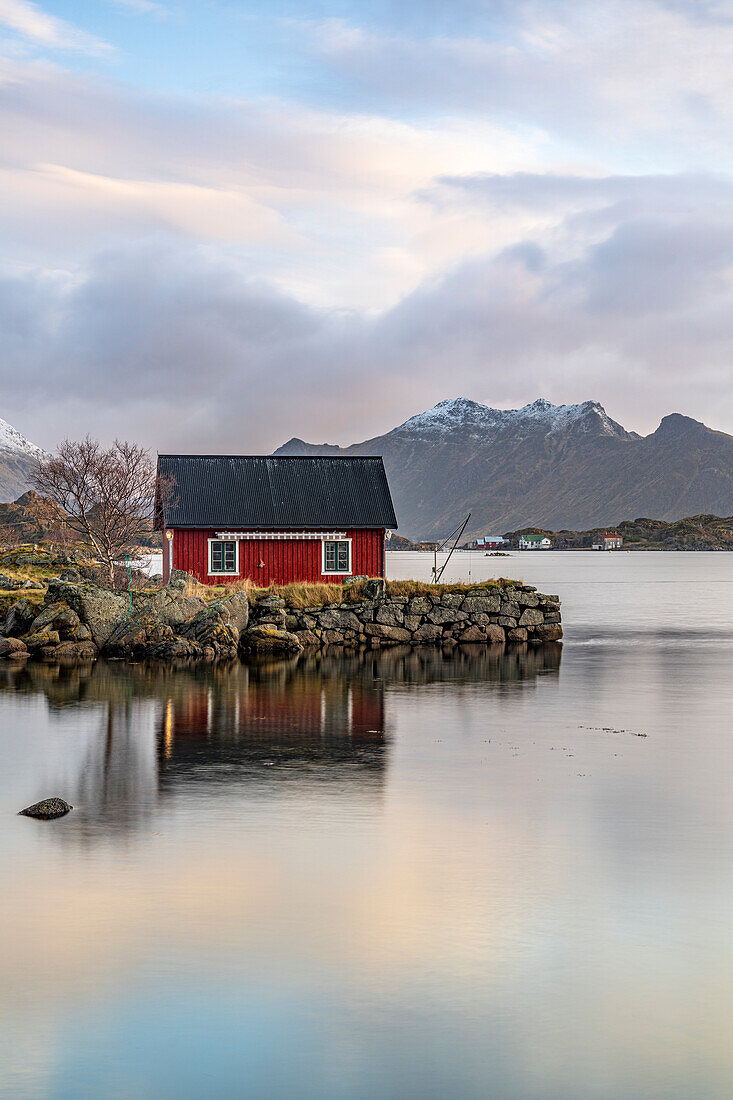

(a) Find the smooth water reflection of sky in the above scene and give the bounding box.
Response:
[2,555,733,1099]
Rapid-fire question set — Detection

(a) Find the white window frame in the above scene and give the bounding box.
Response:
[207,537,239,577]
[321,537,352,576]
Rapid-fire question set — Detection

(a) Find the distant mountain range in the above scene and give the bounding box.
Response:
[4,401,732,543]
[0,417,46,503]
[276,398,733,539]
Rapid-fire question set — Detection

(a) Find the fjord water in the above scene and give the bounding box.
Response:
[2,553,733,1099]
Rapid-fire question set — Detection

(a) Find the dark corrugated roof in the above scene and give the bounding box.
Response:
[156,455,398,529]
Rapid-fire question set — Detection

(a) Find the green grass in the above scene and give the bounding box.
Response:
[0,542,97,605]
[0,548,70,588]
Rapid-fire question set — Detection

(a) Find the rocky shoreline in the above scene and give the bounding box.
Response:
[0,571,562,664]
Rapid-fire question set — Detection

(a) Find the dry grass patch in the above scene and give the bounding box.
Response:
[185,577,371,608]
[269,580,372,608]
[385,578,516,598]
[185,576,259,600]
[181,575,522,608]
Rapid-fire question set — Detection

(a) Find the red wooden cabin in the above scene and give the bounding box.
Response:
[155,454,397,586]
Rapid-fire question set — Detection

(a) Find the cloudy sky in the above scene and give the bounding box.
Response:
[3,0,733,451]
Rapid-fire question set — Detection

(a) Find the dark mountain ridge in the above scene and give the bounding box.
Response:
[275,398,733,539]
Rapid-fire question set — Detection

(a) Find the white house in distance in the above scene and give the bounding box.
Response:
[592,532,623,550]
[519,533,553,550]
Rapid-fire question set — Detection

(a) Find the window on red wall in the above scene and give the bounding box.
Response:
[322,539,351,574]
[209,539,237,574]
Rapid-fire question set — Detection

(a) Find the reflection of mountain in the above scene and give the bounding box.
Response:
[0,643,561,837]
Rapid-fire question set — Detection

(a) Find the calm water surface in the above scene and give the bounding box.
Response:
[2,552,733,1099]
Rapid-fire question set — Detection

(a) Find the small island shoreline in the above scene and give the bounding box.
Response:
[0,552,562,664]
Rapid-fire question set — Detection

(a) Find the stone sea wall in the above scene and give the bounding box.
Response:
[274,582,562,650]
[0,571,561,663]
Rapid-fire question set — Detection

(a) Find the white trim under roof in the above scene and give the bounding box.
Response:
[216,531,346,540]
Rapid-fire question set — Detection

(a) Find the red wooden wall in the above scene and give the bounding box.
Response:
[165,527,385,586]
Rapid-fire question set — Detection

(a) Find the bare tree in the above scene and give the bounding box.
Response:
[32,437,158,588]
[0,526,21,549]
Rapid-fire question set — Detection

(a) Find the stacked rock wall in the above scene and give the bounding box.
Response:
[278,583,562,651]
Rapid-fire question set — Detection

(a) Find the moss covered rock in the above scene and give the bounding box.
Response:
[19,797,72,819]
[23,629,61,650]
[239,625,302,655]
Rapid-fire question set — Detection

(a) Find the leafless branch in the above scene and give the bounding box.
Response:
[32,436,157,588]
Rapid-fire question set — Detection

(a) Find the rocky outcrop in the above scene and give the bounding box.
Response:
[105,601,242,662]
[44,578,127,648]
[0,573,44,592]
[3,598,35,637]
[177,603,240,659]
[53,641,97,661]
[0,573,561,664]
[28,601,81,635]
[24,628,61,650]
[106,617,176,658]
[1,571,250,664]
[132,569,207,628]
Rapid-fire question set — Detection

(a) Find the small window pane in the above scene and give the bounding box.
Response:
[211,540,236,573]
[323,540,350,573]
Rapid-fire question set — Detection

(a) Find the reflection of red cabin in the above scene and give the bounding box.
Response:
[155,455,397,586]
[161,677,385,748]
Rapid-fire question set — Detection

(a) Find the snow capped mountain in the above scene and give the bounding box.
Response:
[0,416,47,502]
[0,417,46,460]
[399,397,631,439]
[276,396,730,537]
[399,397,497,435]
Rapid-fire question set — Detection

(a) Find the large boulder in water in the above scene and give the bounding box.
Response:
[53,641,98,662]
[239,625,302,655]
[0,636,29,659]
[23,629,61,650]
[19,797,72,819]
